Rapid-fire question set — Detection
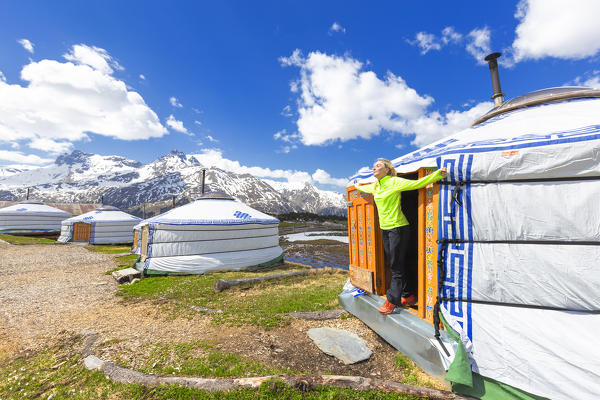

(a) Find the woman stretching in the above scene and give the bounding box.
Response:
[356,158,447,315]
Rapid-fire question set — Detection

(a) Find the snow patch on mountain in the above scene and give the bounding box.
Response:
[0,150,346,216]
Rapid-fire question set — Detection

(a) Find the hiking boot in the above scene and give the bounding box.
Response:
[378,299,396,315]
[400,294,417,307]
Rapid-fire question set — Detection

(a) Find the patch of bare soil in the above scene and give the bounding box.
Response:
[0,242,439,387]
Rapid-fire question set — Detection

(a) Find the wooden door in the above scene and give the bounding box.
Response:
[417,168,440,323]
[72,223,91,242]
[140,225,149,261]
[346,186,387,295]
[132,230,139,252]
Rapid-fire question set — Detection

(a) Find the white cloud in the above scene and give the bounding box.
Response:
[402,101,492,146]
[441,27,463,44]
[312,169,347,186]
[570,70,600,88]
[18,39,34,53]
[169,96,183,108]
[466,27,491,65]
[166,115,190,134]
[192,148,346,188]
[194,120,202,126]
[0,71,5,82]
[139,74,146,80]
[329,22,346,34]
[63,44,123,74]
[410,32,441,55]
[511,0,600,63]
[0,44,167,153]
[281,50,490,147]
[205,135,217,142]
[273,129,300,143]
[28,138,73,155]
[407,26,487,63]
[0,150,52,165]
[281,105,293,117]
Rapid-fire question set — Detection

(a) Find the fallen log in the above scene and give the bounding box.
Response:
[90,358,474,399]
[214,270,309,292]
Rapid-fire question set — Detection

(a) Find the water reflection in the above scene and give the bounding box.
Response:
[280,236,349,270]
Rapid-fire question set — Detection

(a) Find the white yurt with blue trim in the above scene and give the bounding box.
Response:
[344,87,600,400]
[135,193,283,275]
[0,200,71,234]
[58,205,141,244]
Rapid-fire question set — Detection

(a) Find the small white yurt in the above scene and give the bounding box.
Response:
[135,193,283,275]
[58,205,141,244]
[0,200,72,235]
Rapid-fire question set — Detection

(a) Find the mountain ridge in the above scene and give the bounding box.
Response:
[0,150,347,216]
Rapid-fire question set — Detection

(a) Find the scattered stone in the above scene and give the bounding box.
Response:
[130,278,140,284]
[307,327,372,365]
[112,268,141,284]
[189,305,223,313]
[287,309,345,320]
[81,332,99,357]
[83,355,105,371]
[90,282,108,286]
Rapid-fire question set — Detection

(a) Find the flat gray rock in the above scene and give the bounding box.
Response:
[112,268,141,284]
[307,327,372,364]
[84,355,105,371]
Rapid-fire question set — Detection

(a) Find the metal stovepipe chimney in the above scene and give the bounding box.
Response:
[484,52,505,106]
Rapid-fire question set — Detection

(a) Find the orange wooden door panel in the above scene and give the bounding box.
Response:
[346,186,387,295]
[417,168,440,323]
[72,223,91,242]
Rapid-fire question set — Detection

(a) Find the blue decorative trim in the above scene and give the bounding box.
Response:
[90,222,96,244]
[349,122,600,181]
[65,219,141,224]
[439,154,474,341]
[148,218,279,227]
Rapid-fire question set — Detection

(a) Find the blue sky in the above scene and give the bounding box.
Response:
[2,0,600,191]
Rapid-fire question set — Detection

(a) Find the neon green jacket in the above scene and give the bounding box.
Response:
[355,169,443,230]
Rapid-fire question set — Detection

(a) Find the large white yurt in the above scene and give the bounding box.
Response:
[342,86,600,400]
[134,193,283,275]
[58,205,141,244]
[0,200,71,235]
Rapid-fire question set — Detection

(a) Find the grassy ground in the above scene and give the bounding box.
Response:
[0,243,436,399]
[116,264,348,330]
[0,335,427,400]
[0,233,56,244]
[85,244,132,254]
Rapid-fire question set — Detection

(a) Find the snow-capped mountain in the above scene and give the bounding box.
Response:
[0,150,346,216]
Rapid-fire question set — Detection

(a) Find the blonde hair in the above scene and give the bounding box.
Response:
[376,158,397,177]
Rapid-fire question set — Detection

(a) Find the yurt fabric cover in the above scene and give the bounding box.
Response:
[138,198,282,274]
[0,201,71,234]
[58,207,141,244]
[349,96,600,400]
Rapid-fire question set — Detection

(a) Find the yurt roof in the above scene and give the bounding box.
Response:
[0,201,72,217]
[348,89,600,184]
[141,198,279,226]
[63,208,141,223]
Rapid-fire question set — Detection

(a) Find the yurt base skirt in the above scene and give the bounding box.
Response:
[136,246,284,275]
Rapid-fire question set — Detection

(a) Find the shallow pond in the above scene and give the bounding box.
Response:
[280,232,349,270]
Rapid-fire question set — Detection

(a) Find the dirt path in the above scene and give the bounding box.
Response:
[0,242,435,384]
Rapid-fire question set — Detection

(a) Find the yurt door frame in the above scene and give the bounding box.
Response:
[140,225,149,261]
[132,229,139,252]
[72,222,91,242]
[346,167,440,324]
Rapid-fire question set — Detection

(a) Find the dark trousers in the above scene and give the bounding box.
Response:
[382,225,411,305]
